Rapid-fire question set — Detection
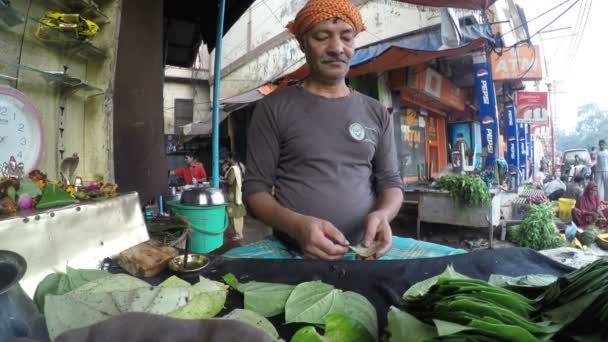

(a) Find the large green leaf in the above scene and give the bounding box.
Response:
[285,281,337,325]
[386,306,436,342]
[163,276,228,320]
[291,314,373,342]
[45,287,193,340]
[45,274,228,340]
[33,267,110,311]
[222,309,282,341]
[285,281,378,339]
[433,319,474,336]
[223,273,295,317]
[403,265,469,299]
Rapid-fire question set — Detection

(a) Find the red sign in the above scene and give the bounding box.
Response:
[516,91,548,125]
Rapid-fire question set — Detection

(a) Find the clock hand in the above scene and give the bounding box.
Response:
[0,136,6,143]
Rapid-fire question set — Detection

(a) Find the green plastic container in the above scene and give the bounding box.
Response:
[167,200,228,253]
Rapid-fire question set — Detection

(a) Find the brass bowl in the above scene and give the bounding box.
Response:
[168,254,209,273]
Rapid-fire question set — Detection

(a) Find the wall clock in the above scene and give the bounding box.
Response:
[0,86,43,173]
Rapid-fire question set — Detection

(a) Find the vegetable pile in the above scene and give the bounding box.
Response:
[511,203,564,250]
[436,175,491,207]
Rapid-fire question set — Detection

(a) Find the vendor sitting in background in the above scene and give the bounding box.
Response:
[170,153,207,185]
[572,181,608,229]
[543,176,567,201]
[564,176,585,200]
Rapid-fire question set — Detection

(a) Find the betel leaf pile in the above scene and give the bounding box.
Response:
[223,273,377,342]
[387,260,608,341]
[436,175,491,207]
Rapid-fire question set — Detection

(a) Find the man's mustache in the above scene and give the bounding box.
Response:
[320,57,348,64]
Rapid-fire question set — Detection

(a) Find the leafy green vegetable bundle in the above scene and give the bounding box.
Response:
[511,203,564,250]
[390,260,608,341]
[436,175,491,207]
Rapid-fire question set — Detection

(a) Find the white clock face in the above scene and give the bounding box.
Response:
[0,87,43,173]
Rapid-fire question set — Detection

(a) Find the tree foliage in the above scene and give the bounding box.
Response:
[557,103,608,151]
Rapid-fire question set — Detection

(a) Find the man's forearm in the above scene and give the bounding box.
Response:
[246,192,305,239]
[374,188,403,221]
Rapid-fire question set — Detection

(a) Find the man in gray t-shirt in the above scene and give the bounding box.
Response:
[243,0,403,260]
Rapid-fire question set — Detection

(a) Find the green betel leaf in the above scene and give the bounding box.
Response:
[71,273,149,294]
[159,275,191,288]
[167,276,228,320]
[327,291,378,339]
[489,274,557,288]
[285,281,337,325]
[386,306,437,342]
[222,309,282,341]
[292,314,374,342]
[45,287,193,340]
[33,268,110,312]
[7,186,16,201]
[222,273,295,317]
[403,265,469,299]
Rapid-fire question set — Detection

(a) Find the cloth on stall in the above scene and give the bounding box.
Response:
[286,0,366,37]
[543,177,566,197]
[9,313,272,342]
[572,181,608,228]
[223,235,466,260]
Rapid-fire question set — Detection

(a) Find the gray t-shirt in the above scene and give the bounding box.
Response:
[243,85,402,245]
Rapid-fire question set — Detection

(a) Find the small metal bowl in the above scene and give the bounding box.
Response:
[168,254,209,274]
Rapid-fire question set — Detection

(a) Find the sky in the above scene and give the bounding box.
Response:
[515,0,608,133]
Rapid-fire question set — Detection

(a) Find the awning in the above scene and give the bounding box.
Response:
[349,21,493,77]
[394,0,497,10]
[181,111,230,136]
[221,84,277,112]
[164,0,256,67]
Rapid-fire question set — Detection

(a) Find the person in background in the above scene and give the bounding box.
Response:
[564,175,585,200]
[572,181,607,229]
[534,166,546,187]
[590,146,598,180]
[569,154,589,182]
[170,153,207,185]
[543,176,567,201]
[222,158,246,240]
[597,140,608,202]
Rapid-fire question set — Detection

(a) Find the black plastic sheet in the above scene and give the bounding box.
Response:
[111,247,573,340]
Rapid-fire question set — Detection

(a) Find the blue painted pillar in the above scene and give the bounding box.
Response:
[211,0,227,188]
[504,100,519,187]
[473,53,500,170]
[518,123,528,180]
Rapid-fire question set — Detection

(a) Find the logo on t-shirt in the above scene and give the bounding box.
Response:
[349,123,365,141]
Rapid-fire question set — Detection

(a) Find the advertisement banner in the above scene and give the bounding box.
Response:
[491,45,543,81]
[518,123,528,180]
[473,62,500,169]
[504,101,519,185]
[516,91,549,125]
[530,136,535,178]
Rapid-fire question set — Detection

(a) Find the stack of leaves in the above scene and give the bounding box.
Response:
[39,272,228,340]
[436,175,491,207]
[223,273,378,342]
[511,203,564,250]
[396,276,558,342]
[537,259,608,338]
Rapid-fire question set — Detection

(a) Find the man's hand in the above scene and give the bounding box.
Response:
[293,216,349,260]
[361,210,393,260]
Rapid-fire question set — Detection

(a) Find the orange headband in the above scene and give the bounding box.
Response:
[287,0,366,38]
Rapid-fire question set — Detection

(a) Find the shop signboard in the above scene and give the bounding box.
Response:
[516,91,549,125]
[490,45,543,81]
[518,123,528,179]
[504,101,519,186]
[473,62,500,169]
